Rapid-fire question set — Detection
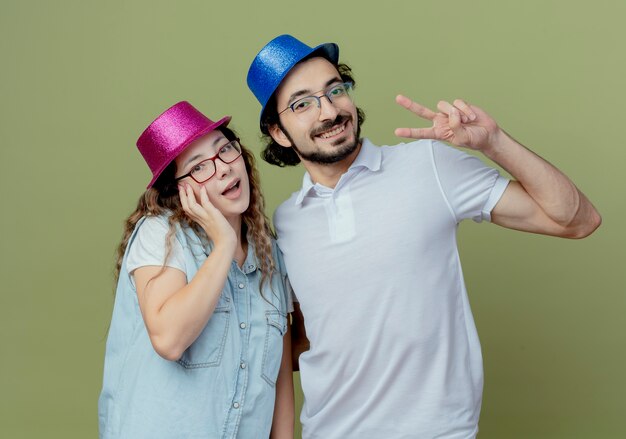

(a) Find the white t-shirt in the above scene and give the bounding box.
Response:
[275,139,509,439]
[126,216,186,286]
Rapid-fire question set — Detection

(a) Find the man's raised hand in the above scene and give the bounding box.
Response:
[394,95,501,153]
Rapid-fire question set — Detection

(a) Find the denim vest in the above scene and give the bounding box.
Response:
[99,216,289,439]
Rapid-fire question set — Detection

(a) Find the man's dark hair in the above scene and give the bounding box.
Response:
[259,62,366,167]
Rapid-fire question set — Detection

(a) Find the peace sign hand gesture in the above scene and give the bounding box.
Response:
[394,95,502,153]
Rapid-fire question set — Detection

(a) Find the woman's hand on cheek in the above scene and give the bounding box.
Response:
[178,184,237,249]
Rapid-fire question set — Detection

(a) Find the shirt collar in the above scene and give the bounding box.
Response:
[240,237,258,274]
[294,138,381,205]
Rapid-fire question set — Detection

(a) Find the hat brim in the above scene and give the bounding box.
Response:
[146,115,231,188]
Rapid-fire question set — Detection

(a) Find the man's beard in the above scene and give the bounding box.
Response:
[282,114,361,165]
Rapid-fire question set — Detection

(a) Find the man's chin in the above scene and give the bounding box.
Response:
[297,138,360,165]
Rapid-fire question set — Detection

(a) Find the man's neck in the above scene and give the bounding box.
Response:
[302,141,362,189]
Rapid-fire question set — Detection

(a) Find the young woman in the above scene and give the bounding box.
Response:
[98,101,294,438]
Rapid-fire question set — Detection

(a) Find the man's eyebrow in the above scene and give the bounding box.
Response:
[287,77,343,104]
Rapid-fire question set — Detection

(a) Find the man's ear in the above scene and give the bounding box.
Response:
[268,124,293,148]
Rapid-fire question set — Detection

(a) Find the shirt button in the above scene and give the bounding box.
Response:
[233,402,240,409]
[238,283,245,289]
[240,362,246,369]
[239,322,247,329]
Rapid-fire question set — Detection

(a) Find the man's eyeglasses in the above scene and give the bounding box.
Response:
[174,139,243,184]
[279,82,354,116]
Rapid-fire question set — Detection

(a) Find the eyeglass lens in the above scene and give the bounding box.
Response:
[191,141,242,182]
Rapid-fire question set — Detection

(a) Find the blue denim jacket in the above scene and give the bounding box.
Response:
[99,216,290,438]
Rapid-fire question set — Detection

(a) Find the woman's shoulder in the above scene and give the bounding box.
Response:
[132,214,178,243]
[138,214,170,230]
[138,214,200,239]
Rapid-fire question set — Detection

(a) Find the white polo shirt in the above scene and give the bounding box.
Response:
[274,138,509,439]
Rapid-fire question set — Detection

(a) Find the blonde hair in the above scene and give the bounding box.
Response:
[114,127,276,290]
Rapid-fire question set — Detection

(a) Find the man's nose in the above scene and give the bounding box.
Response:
[317,95,339,121]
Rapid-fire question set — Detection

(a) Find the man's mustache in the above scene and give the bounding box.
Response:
[310,114,351,138]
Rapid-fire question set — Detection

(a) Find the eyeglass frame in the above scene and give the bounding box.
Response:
[174,138,243,184]
[278,81,354,116]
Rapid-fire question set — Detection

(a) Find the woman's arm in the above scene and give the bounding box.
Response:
[133,240,234,361]
[134,184,238,361]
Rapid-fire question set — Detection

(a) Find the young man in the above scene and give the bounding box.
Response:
[247,34,601,439]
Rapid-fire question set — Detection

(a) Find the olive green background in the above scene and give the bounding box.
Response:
[1,1,624,438]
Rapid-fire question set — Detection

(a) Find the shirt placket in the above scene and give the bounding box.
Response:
[322,189,356,244]
[222,264,251,439]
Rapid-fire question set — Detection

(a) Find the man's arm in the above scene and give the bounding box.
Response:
[485,130,600,237]
[395,95,601,238]
[290,302,310,371]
